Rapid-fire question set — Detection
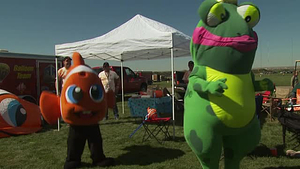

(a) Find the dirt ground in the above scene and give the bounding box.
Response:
[275,86,291,98]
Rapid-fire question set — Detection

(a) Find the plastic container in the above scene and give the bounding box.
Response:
[270,148,277,156]
[154,90,163,98]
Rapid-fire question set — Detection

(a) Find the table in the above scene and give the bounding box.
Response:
[128,96,172,117]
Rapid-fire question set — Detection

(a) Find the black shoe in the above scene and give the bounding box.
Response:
[93,157,115,167]
[64,161,81,169]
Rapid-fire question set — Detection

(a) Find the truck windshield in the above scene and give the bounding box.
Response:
[125,68,136,78]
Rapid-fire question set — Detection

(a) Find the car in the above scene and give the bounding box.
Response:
[174,71,187,89]
[92,66,148,94]
[136,71,153,85]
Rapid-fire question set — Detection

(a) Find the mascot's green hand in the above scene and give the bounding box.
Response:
[193,78,228,96]
[207,78,228,96]
[257,78,274,94]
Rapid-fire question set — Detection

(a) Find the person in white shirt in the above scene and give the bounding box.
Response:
[182,61,194,84]
[56,56,72,94]
[98,62,120,120]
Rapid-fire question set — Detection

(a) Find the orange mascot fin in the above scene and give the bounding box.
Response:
[39,91,61,125]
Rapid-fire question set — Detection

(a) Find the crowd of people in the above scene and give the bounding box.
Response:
[56,59,121,120]
[56,57,194,121]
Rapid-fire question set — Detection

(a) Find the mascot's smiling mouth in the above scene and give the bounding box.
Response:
[74,111,97,119]
[193,27,258,52]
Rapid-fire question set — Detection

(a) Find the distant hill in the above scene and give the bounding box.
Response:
[149,66,297,80]
[252,66,295,74]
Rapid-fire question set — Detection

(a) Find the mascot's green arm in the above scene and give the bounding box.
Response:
[251,72,274,93]
[189,65,228,97]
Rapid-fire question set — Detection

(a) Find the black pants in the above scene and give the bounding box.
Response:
[64,125,106,169]
[106,104,119,119]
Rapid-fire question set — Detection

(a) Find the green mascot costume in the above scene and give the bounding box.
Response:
[184,0,274,168]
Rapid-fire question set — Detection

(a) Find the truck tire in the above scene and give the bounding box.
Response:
[140,84,147,92]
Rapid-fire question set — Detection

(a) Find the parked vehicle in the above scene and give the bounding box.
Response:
[0,51,63,104]
[152,74,160,82]
[136,71,153,85]
[173,71,186,88]
[92,66,148,94]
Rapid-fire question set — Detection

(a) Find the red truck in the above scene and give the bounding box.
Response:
[92,66,148,94]
[0,51,63,104]
[174,71,186,88]
[135,71,153,85]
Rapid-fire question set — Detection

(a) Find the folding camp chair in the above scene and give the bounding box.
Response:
[277,100,300,149]
[256,90,276,121]
[163,87,184,112]
[129,107,171,144]
[142,117,171,144]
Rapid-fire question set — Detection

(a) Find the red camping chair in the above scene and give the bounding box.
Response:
[256,89,276,121]
[261,91,271,104]
[142,116,171,144]
[129,107,171,144]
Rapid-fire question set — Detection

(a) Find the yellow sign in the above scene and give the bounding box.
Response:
[13,65,34,72]
[13,65,34,79]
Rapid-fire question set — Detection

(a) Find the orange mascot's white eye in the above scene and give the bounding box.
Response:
[89,84,104,103]
[65,85,83,104]
[0,98,27,127]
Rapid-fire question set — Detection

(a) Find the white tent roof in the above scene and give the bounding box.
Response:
[55,14,191,61]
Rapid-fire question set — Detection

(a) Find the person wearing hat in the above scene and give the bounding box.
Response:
[56,56,72,94]
[98,62,120,120]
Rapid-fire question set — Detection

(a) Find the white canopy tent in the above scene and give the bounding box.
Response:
[55,14,191,137]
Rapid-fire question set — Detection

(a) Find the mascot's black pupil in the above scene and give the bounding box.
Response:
[221,13,225,20]
[91,86,100,99]
[73,87,83,101]
[245,16,251,22]
[16,105,27,126]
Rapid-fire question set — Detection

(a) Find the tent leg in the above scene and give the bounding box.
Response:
[55,57,60,131]
[171,38,175,139]
[121,61,125,114]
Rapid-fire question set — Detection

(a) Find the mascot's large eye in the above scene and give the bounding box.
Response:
[65,85,83,104]
[237,4,260,28]
[206,3,226,27]
[0,98,27,127]
[89,84,104,102]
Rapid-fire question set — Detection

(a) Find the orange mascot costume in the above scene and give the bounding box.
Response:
[39,52,114,169]
[0,89,41,138]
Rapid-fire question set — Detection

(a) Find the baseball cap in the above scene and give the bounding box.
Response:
[63,56,72,62]
[103,62,109,67]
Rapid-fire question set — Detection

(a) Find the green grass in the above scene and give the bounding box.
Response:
[1,102,300,169]
[255,74,292,86]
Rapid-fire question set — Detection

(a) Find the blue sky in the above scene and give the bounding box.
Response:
[0,0,298,71]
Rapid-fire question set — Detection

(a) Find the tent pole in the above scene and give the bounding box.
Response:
[171,34,175,139]
[55,56,60,131]
[121,60,125,114]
